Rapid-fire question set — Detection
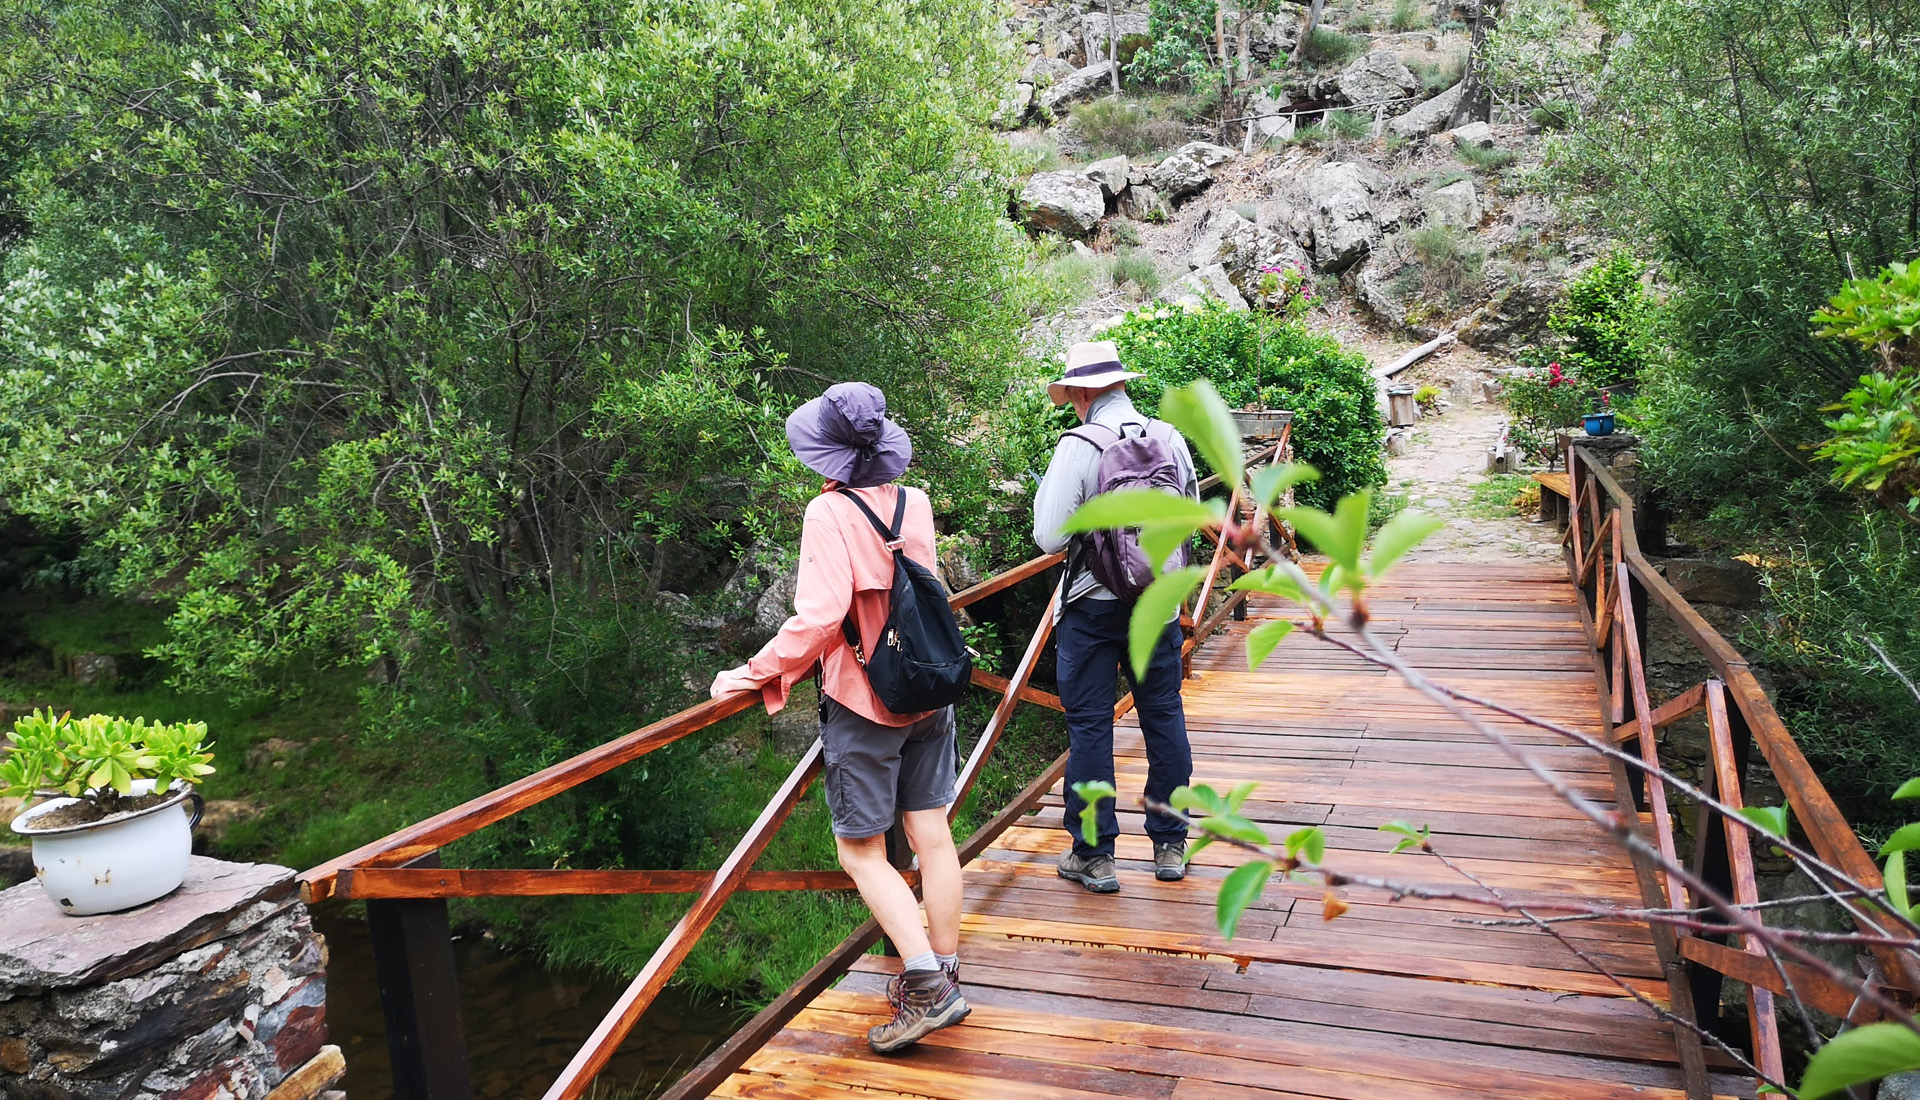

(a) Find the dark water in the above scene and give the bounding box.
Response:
[315,912,752,1099]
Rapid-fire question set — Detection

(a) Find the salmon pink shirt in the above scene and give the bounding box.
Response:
[710,484,940,727]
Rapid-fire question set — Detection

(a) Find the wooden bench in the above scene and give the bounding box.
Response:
[1533,471,1571,523]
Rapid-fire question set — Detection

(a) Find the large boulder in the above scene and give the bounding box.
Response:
[1424,178,1481,227]
[1188,209,1310,299]
[1081,12,1149,64]
[1084,154,1130,200]
[1019,170,1106,237]
[1249,87,1296,143]
[1305,162,1380,272]
[1459,277,1560,354]
[1336,49,1421,106]
[1388,82,1467,137]
[1160,263,1250,311]
[1148,141,1236,200]
[1021,55,1075,85]
[1038,61,1117,113]
[1118,183,1167,221]
[1449,121,1495,148]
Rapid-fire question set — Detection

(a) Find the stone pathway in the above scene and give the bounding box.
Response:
[1385,400,1562,564]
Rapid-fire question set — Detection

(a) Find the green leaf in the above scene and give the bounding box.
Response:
[1887,849,1909,916]
[1739,805,1790,839]
[1070,781,1117,848]
[1278,505,1354,572]
[1799,1023,1920,1099]
[1893,777,1920,801]
[1880,822,1920,857]
[1367,509,1445,577]
[1228,566,1307,602]
[1161,380,1243,493]
[1245,620,1295,671]
[1139,524,1195,574]
[1197,813,1270,846]
[1224,781,1260,813]
[1185,835,1215,863]
[1284,826,1326,865]
[1062,489,1217,534]
[1250,462,1320,510]
[1130,566,1203,679]
[1170,784,1225,815]
[1216,859,1273,940]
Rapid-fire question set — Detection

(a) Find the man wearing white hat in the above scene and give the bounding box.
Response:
[1033,340,1199,894]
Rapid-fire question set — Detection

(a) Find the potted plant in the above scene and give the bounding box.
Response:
[1584,390,1616,436]
[1232,387,1295,441]
[4,709,216,915]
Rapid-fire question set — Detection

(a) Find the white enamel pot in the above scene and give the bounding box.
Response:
[9,780,204,915]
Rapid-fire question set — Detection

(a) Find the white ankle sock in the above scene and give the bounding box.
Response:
[935,952,958,971]
[902,950,940,974]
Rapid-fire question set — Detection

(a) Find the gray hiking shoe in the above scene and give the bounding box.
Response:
[868,968,969,1054]
[1154,839,1188,882]
[1057,850,1120,893]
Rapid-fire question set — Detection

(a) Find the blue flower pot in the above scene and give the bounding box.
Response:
[1584,413,1616,436]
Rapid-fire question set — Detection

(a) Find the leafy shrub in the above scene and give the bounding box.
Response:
[1325,109,1373,141]
[1413,384,1442,411]
[1810,262,1920,516]
[1303,27,1366,66]
[1503,361,1594,460]
[1531,99,1578,130]
[1070,98,1190,156]
[1129,0,1222,88]
[1391,0,1428,31]
[1550,248,1655,385]
[1347,9,1376,32]
[1113,249,1163,295]
[1103,302,1388,508]
[1454,141,1517,171]
[1291,122,1330,145]
[1116,33,1156,71]
[1111,221,1143,247]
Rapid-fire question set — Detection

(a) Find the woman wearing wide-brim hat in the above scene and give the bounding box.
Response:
[710,381,970,1053]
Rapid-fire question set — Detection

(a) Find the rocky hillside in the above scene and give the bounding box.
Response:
[998,0,1595,375]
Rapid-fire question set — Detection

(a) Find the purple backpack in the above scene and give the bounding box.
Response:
[1068,420,1188,600]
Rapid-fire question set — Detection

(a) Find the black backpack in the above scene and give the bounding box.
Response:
[836,488,973,714]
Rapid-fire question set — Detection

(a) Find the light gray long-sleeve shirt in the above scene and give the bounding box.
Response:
[1032,388,1202,611]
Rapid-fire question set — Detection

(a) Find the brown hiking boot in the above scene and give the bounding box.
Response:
[1154,839,1189,882]
[885,960,959,1009]
[868,968,969,1054]
[1057,850,1120,893]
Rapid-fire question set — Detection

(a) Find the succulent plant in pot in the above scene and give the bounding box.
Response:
[4,709,217,915]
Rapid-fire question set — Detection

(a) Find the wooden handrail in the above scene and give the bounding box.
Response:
[953,580,1062,814]
[298,690,761,902]
[1565,444,1920,1000]
[332,867,900,899]
[1704,680,1785,1081]
[543,740,825,1100]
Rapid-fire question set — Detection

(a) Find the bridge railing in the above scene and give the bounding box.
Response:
[297,435,1292,1100]
[1563,443,1919,1083]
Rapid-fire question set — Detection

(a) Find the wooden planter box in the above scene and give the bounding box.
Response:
[1233,409,1295,441]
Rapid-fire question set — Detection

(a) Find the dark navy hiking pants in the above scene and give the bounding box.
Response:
[1057,597,1193,859]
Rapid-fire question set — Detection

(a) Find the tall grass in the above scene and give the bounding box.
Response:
[1325,108,1373,141]
[1069,98,1191,157]
[1455,141,1518,171]
[1390,0,1429,31]
[1303,27,1366,66]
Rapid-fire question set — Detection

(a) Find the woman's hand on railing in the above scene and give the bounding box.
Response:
[710,667,758,700]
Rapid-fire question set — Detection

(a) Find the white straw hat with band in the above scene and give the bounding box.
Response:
[1046,340,1144,405]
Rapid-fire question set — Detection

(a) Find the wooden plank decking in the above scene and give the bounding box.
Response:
[713,564,1755,1100]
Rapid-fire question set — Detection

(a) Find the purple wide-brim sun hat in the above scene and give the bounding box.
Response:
[786,382,913,487]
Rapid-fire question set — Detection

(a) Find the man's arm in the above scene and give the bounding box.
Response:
[1032,434,1096,554]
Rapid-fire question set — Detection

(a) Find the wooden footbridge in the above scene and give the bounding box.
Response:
[299,444,1909,1100]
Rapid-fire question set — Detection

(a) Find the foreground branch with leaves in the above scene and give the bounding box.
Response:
[1066,378,1920,1098]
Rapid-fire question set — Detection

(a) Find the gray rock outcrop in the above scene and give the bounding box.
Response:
[1084,154,1130,200]
[1038,61,1117,113]
[1118,184,1167,221]
[1450,121,1494,148]
[1021,55,1076,85]
[1148,141,1236,201]
[1019,170,1107,237]
[1081,12,1149,64]
[993,83,1035,129]
[1305,162,1380,272]
[1336,49,1421,106]
[1459,277,1560,354]
[1161,263,1250,311]
[1388,82,1467,137]
[1424,178,1482,227]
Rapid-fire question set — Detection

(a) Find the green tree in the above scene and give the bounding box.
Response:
[0,0,1026,699]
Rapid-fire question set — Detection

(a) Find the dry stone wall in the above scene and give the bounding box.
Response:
[0,857,340,1100]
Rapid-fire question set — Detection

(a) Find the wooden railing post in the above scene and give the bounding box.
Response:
[366,850,472,1100]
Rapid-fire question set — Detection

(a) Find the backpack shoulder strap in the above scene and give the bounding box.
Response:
[1065,423,1123,451]
[835,487,904,548]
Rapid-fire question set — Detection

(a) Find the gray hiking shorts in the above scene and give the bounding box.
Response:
[819,696,958,839]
